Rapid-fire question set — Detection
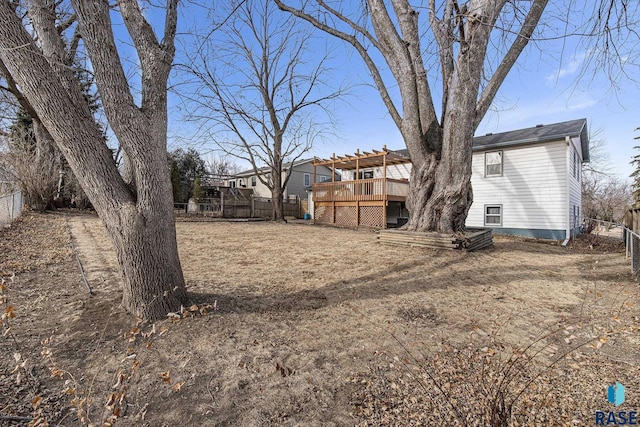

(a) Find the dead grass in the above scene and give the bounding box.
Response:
[0,212,638,426]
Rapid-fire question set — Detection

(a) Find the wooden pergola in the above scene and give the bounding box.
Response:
[312,146,411,228]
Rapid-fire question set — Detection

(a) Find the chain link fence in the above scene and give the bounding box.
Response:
[0,191,23,227]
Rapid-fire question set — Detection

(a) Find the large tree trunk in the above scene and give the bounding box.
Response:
[404,148,473,233]
[105,201,186,320]
[0,1,187,321]
[271,166,286,222]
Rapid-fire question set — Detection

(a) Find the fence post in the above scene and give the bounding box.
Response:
[251,195,255,218]
[632,232,635,272]
[221,192,225,218]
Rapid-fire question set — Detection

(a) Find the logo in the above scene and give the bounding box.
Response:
[595,382,638,426]
[609,382,626,407]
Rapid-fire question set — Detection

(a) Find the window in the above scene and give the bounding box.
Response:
[573,150,578,178]
[485,151,503,177]
[230,181,236,188]
[320,175,328,182]
[251,176,256,187]
[354,170,374,180]
[303,173,310,187]
[484,205,502,226]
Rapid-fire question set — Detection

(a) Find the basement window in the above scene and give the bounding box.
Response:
[484,205,502,226]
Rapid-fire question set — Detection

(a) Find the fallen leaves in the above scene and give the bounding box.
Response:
[3,304,15,319]
[275,362,294,378]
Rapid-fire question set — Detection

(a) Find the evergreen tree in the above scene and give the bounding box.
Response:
[192,177,204,203]
[167,148,207,203]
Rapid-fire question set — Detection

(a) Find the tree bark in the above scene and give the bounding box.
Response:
[272,187,285,222]
[0,1,187,321]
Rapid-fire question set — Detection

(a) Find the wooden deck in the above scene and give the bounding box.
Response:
[313,178,409,203]
[312,179,409,228]
[311,148,411,229]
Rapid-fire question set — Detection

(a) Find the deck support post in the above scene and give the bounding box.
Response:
[332,201,336,225]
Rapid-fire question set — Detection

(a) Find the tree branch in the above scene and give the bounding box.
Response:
[275,0,403,129]
[475,0,549,128]
[71,0,138,126]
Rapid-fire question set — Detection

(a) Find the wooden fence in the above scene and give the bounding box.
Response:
[175,196,301,219]
[0,191,23,227]
[626,205,640,233]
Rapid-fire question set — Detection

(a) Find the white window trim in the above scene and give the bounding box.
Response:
[251,176,256,187]
[484,204,502,227]
[303,173,310,187]
[485,151,503,177]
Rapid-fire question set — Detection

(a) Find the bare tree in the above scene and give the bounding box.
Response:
[0,0,187,321]
[181,0,342,221]
[276,0,639,233]
[207,154,240,180]
[582,175,631,223]
[0,111,59,211]
[581,129,632,223]
[1,58,61,211]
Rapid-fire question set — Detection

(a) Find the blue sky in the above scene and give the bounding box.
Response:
[162,2,639,183]
[293,37,639,183]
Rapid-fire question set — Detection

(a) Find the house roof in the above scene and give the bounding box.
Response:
[356,119,590,164]
[243,120,589,177]
[473,118,589,162]
[234,158,316,177]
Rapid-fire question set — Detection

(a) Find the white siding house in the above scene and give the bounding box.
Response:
[337,119,589,239]
[468,119,589,239]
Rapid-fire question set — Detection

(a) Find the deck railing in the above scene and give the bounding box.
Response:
[312,178,409,202]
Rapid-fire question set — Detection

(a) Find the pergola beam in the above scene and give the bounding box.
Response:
[313,147,411,170]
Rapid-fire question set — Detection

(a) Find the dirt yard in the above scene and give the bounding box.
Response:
[1,212,638,426]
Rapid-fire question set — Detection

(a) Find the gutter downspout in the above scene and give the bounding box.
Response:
[562,136,571,246]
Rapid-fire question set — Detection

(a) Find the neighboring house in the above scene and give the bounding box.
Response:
[230,158,337,200]
[312,118,589,240]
